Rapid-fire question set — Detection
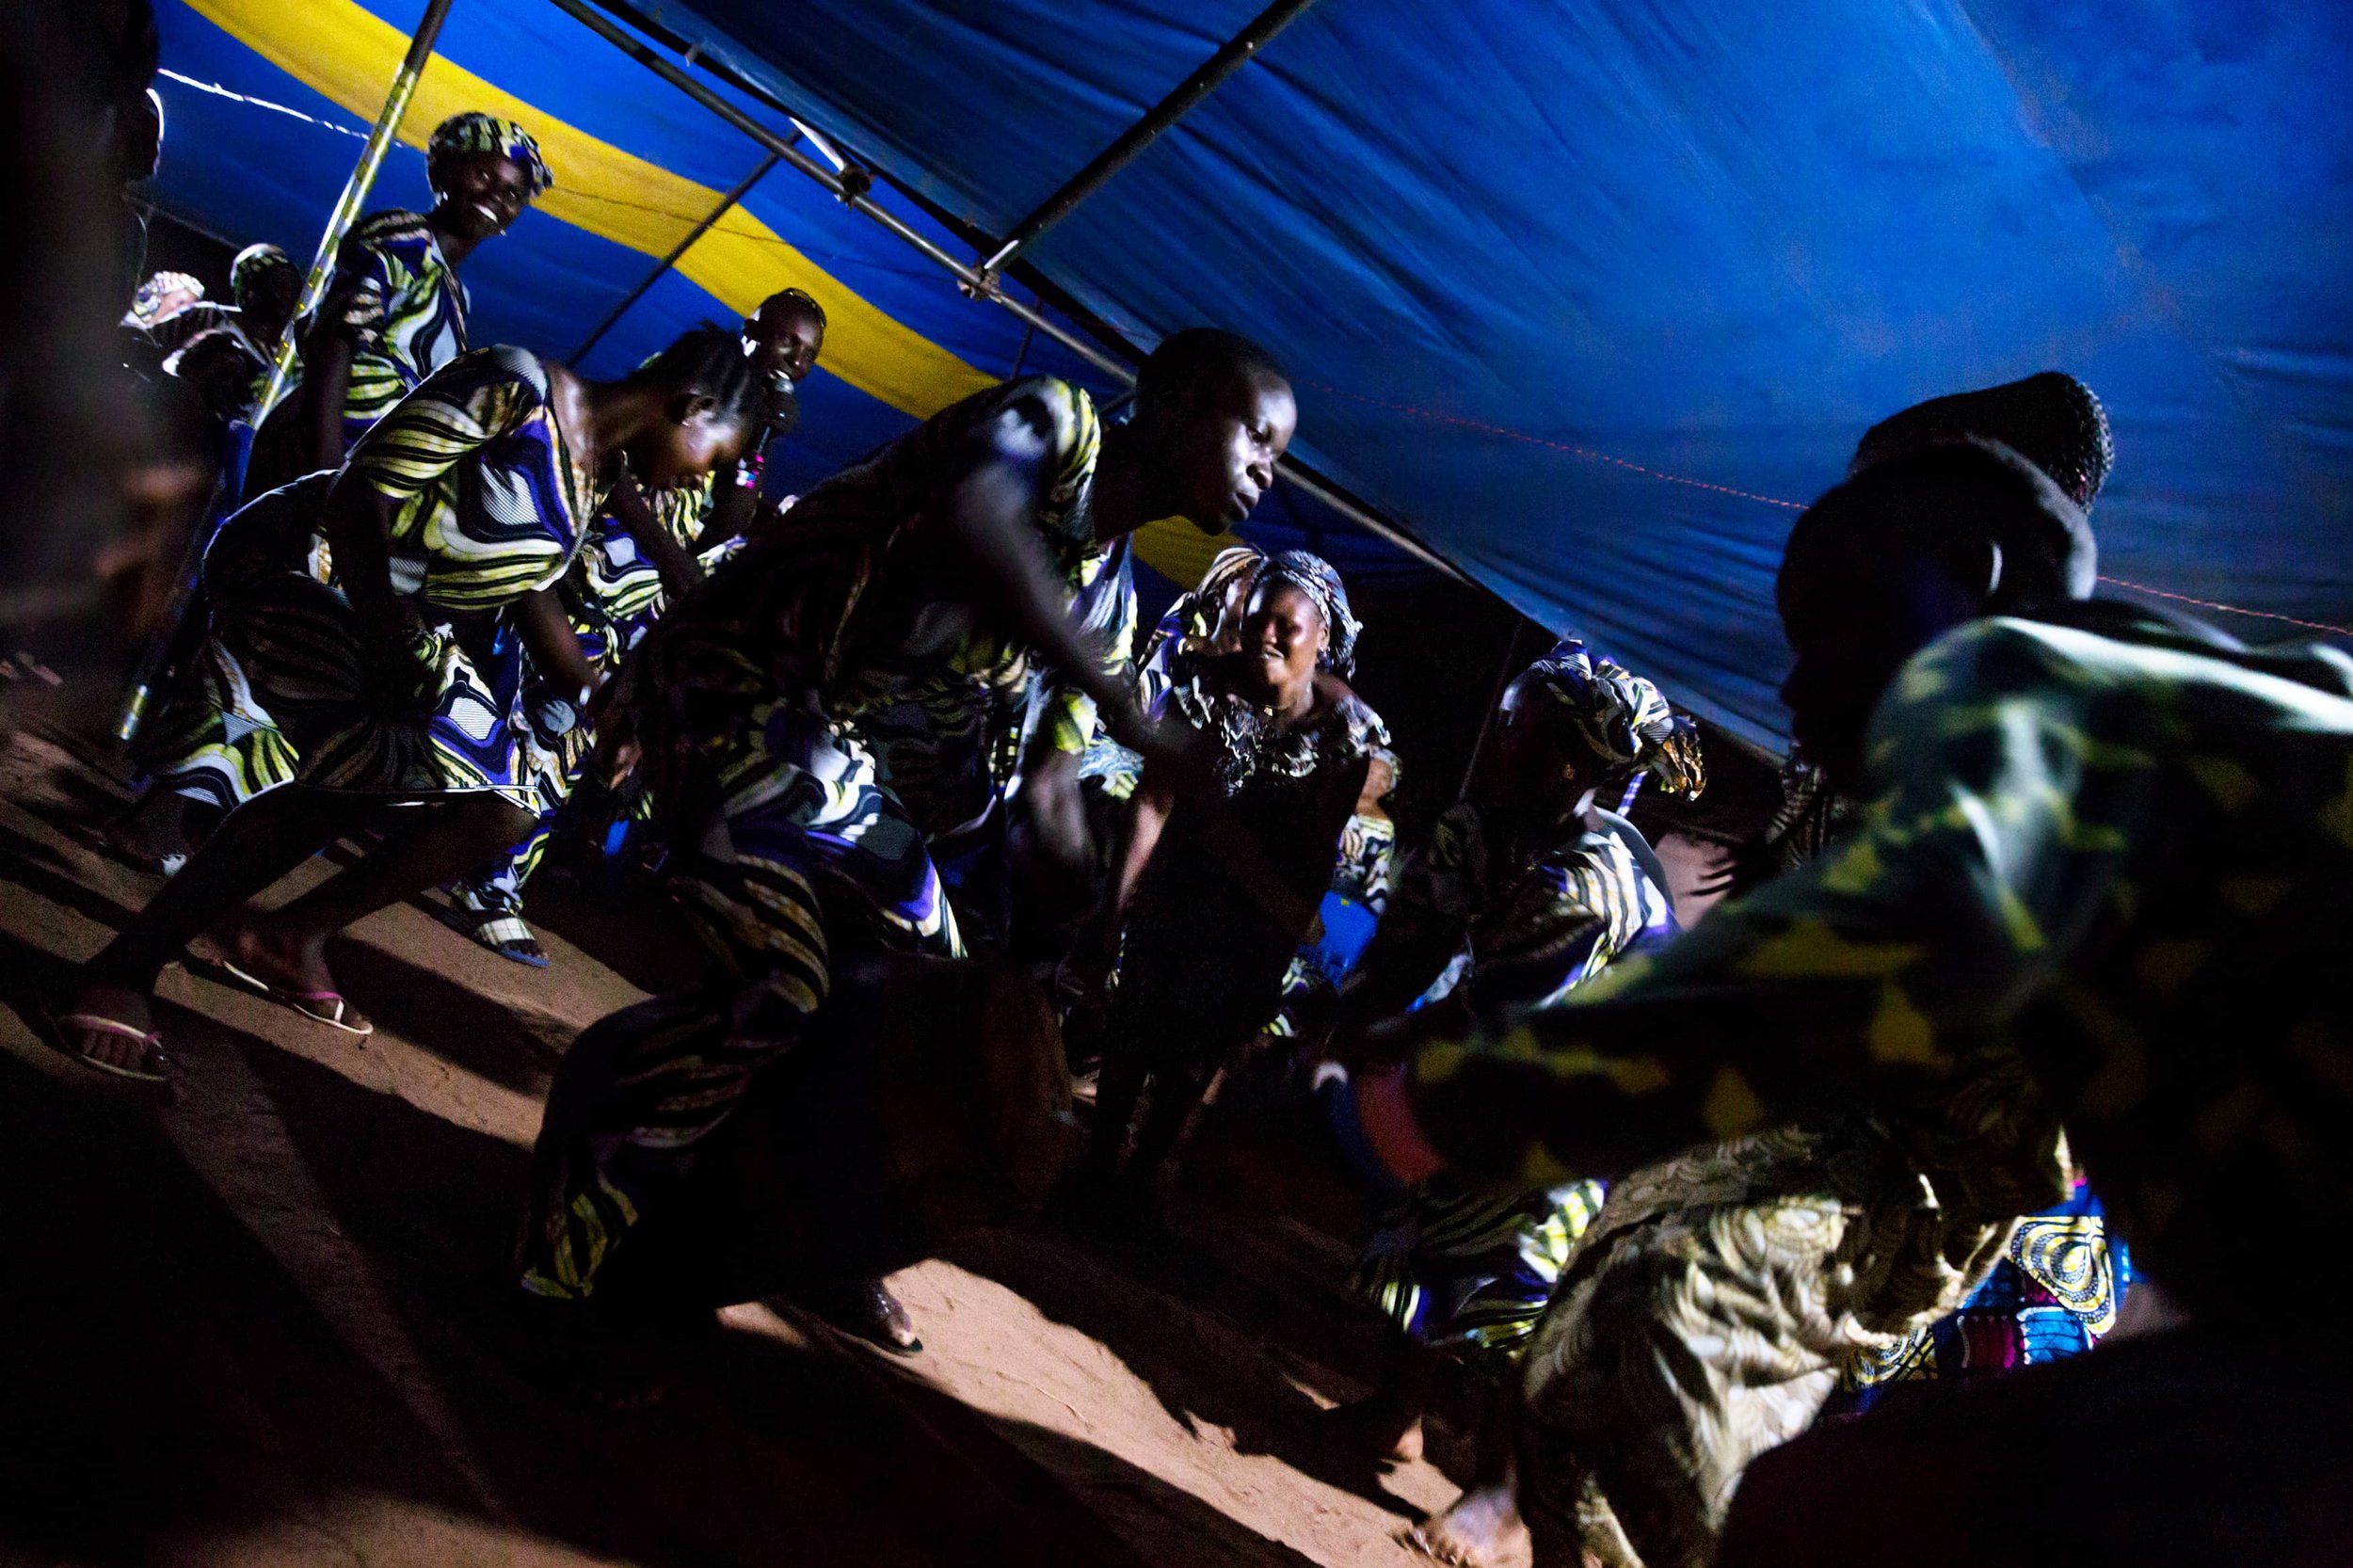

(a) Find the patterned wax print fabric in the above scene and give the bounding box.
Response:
[518,376,1112,1301]
[446,472,727,939]
[1078,543,1260,804]
[1380,800,1679,1020]
[1358,1176,1607,1356]
[139,297,235,361]
[320,211,471,445]
[425,112,554,194]
[1514,1128,1960,1568]
[643,374,1123,850]
[1831,1176,2131,1412]
[245,211,469,498]
[1350,800,1676,1358]
[1410,601,2353,1335]
[163,346,602,814]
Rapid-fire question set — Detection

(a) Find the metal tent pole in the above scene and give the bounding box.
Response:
[978,0,1321,277]
[544,0,1472,584]
[255,0,456,422]
[568,148,782,363]
[124,0,454,744]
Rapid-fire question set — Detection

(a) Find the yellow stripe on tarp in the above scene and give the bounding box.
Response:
[1131,518,1245,590]
[186,0,997,417]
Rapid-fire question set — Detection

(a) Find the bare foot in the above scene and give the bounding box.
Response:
[220,918,335,995]
[58,981,160,1075]
[1407,1482,1528,1568]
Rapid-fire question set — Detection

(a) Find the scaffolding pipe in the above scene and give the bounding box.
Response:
[547,0,1472,584]
[256,0,455,421]
[569,149,782,363]
[980,0,1321,276]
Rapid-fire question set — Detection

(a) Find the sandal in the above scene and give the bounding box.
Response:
[799,1276,923,1357]
[200,955,375,1036]
[46,1008,170,1084]
[432,902,550,968]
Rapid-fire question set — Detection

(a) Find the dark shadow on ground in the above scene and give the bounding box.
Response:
[943,1216,1428,1521]
[0,814,148,930]
[512,864,712,998]
[316,938,574,1094]
[0,969,1209,1568]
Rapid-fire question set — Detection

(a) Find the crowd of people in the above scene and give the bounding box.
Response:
[19,10,2353,1565]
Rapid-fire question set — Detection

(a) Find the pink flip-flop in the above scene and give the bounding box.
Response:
[47,1009,170,1083]
[203,955,375,1036]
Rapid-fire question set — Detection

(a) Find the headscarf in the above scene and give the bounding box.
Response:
[1517,637,1705,799]
[229,242,296,308]
[1251,550,1361,677]
[1850,371,2113,511]
[1182,544,1268,641]
[426,111,555,196]
[124,270,202,328]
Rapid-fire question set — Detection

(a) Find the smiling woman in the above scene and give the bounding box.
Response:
[237,109,554,499]
[178,0,995,421]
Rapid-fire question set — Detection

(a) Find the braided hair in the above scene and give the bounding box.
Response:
[763,286,827,334]
[626,322,769,430]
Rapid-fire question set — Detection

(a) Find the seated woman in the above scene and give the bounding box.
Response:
[508,328,1297,1371]
[1082,551,1390,1196]
[1319,638,1704,1568]
[53,328,762,1079]
[441,292,828,966]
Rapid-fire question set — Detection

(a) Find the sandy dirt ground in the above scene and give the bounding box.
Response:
[0,726,1517,1568]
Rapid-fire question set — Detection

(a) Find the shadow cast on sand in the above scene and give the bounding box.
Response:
[0,1007,1317,1567]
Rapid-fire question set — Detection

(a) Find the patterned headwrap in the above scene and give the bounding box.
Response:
[1184,544,1268,640]
[1252,550,1362,677]
[1516,637,1706,799]
[229,242,296,308]
[125,270,204,328]
[426,112,555,196]
[1850,371,2113,511]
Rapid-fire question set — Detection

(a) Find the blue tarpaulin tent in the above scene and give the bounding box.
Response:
[147,0,2353,748]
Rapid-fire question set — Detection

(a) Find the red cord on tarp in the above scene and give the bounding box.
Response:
[2096,578,2353,638]
[1301,379,2353,639]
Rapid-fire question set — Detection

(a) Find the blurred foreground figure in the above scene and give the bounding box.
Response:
[0,0,166,728]
[1365,439,2352,1566]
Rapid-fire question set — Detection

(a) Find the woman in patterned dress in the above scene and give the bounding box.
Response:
[243,112,552,501]
[55,328,765,1080]
[509,329,1297,1361]
[442,294,827,966]
[1317,638,1705,1565]
[1081,551,1391,1194]
[96,116,554,873]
